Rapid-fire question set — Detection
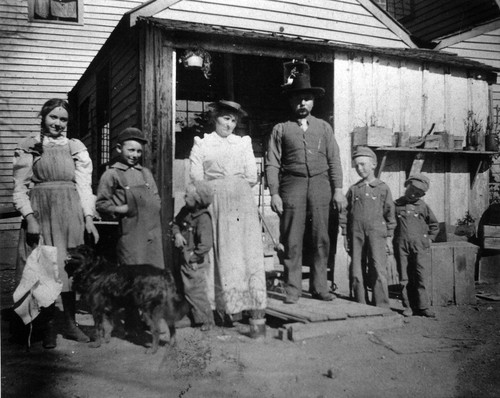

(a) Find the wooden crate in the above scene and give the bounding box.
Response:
[483,225,500,250]
[430,242,478,306]
[478,252,500,284]
[352,126,393,147]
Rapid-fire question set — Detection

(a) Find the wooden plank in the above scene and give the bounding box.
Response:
[399,60,423,137]
[409,153,425,176]
[283,313,403,342]
[453,244,478,305]
[266,298,332,322]
[425,65,446,133]
[430,243,454,306]
[484,225,500,237]
[476,293,500,301]
[484,238,500,250]
[374,57,401,130]
[265,308,308,324]
[351,56,374,129]
[268,292,391,319]
[267,293,348,321]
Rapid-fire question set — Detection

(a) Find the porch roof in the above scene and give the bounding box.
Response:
[143,17,500,76]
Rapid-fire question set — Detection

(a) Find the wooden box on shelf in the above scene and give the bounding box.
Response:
[424,135,442,149]
[352,126,393,147]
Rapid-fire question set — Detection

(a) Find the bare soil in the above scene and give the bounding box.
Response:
[1,276,500,398]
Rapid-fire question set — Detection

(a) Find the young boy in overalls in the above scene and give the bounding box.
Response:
[394,174,439,318]
[172,181,214,331]
[96,128,164,269]
[340,146,396,308]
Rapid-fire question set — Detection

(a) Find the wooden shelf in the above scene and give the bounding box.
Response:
[374,147,498,155]
[373,146,499,187]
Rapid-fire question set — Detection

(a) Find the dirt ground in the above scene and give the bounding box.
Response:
[1,274,500,398]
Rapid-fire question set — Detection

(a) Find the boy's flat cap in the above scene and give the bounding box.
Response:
[405,173,430,192]
[117,127,148,144]
[352,146,377,160]
[193,180,214,207]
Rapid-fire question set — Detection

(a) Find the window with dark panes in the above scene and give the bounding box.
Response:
[29,0,83,24]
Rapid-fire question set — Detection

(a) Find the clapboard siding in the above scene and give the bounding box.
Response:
[395,0,499,42]
[153,0,410,48]
[0,0,144,230]
[109,38,140,142]
[440,28,500,114]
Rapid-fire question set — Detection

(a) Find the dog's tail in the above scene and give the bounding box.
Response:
[171,294,190,323]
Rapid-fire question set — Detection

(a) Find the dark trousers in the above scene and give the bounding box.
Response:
[394,239,430,310]
[180,263,213,325]
[280,172,332,298]
[350,222,390,308]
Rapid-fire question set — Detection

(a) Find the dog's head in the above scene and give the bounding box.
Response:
[65,245,100,291]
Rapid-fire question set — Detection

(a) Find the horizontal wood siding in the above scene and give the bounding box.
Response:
[109,35,140,147]
[0,0,143,230]
[397,0,499,41]
[333,52,490,291]
[444,28,500,116]
[153,0,410,48]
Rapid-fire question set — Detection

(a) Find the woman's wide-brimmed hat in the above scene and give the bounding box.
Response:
[209,100,248,117]
[281,60,325,97]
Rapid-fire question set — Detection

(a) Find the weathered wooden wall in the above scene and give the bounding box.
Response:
[333,52,491,291]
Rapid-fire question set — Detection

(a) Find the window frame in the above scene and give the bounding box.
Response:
[28,0,84,25]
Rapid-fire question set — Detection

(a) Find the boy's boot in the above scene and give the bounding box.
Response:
[42,304,57,349]
[61,292,90,342]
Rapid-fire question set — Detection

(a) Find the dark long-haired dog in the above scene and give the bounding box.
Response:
[65,245,189,353]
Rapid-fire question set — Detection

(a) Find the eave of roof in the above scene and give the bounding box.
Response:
[435,18,500,50]
[143,17,500,75]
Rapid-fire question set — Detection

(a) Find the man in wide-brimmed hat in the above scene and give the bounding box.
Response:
[265,61,346,304]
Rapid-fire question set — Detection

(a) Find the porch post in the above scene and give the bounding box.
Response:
[140,22,175,271]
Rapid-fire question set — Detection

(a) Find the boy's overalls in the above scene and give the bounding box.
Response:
[341,179,396,307]
[172,206,214,325]
[394,197,439,311]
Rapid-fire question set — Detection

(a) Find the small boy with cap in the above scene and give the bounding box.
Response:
[339,146,396,308]
[172,181,215,331]
[96,127,164,268]
[394,173,439,317]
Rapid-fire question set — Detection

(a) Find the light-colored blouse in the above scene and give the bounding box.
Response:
[189,132,257,186]
[13,135,95,218]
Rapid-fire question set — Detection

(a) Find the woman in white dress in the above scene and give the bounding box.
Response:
[189,100,266,334]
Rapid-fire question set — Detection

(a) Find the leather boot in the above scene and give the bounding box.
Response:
[42,304,57,349]
[61,292,89,343]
